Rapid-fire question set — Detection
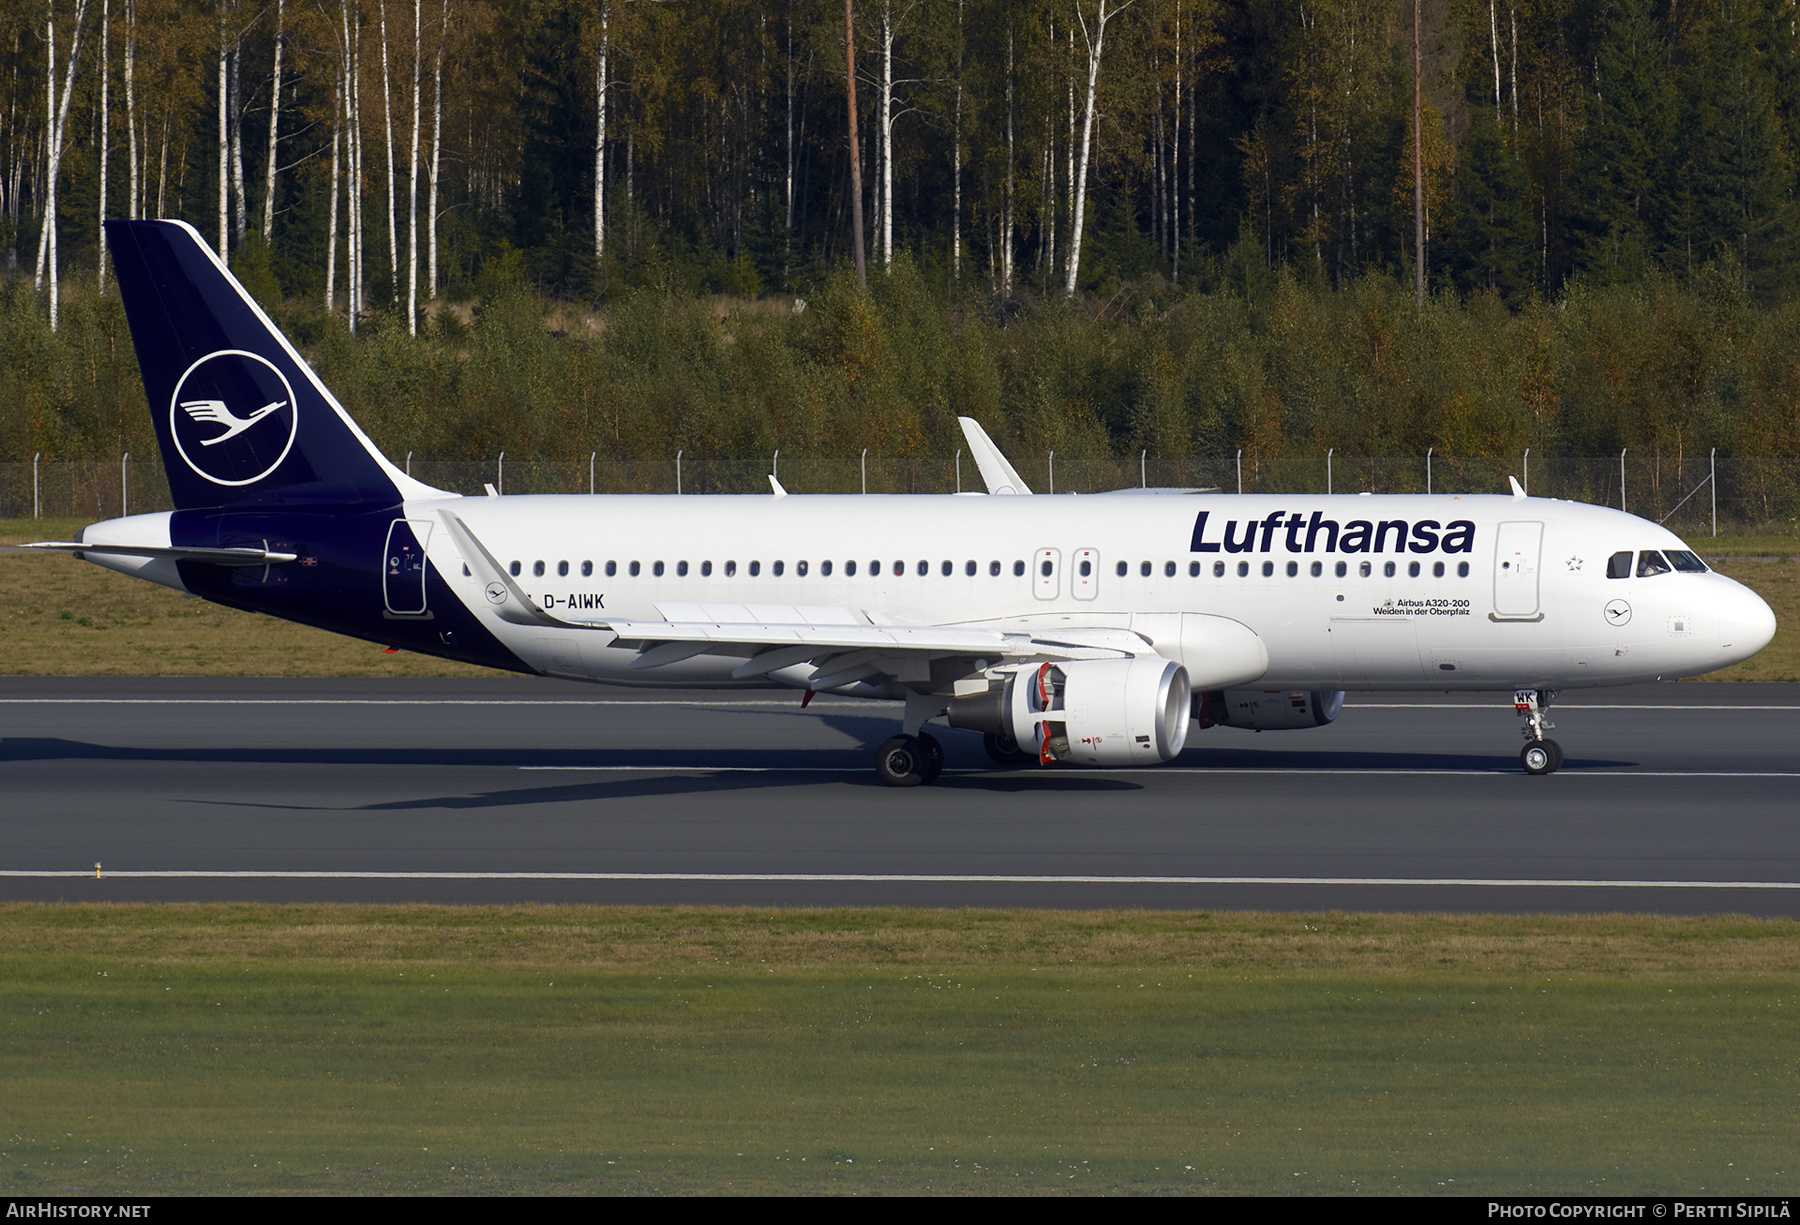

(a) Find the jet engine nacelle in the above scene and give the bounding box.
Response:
[951,657,1191,765]
[1197,688,1345,731]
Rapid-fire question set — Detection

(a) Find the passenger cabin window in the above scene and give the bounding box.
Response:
[796,560,808,577]
[701,561,713,576]
[557,560,569,577]
[749,561,761,576]
[846,560,857,576]
[1408,561,1420,577]
[509,561,521,577]
[941,560,953,576]
[581,561,593,577]
[725,560,737,576]
[1189,561,1201,577]
[1115,560,1128,577]
[1213,561,1225,577]
[965,560,976,576]
[1457,561,1469,577]
[1237,561,1249,577]
[772,561,784,576]
[677,561,688,576]
[1140,561,1152,577]
[1637,550,1672,578]
[1383,561,1396,577]
[653,561,665,577]
[533,561,545,577]
[990,561,1001,577]
[1261,561,1274,577]
[1013,560,1025,577]
[1286,561,1298,577]
[605,560,617,577]
[822,560,833,576]
[1607,551,1633,579]
[629,561,641,577]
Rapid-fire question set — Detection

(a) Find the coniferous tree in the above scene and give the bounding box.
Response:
[1571,0,1675,282]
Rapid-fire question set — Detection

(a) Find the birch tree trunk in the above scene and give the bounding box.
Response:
[428,0,445,300]
[407,0,419,331]
[98,0,108,289]
[125,0,137,219]
[1001,21,1013,298]
[593,0,609,266]
[230,31,246,246]
[216,1,228,257]
[262,0,283,241]
[951,0,961,281]
[326,83,340,310]
[1064,0,1122,298]
[878,0,892,269]
[35,0,91,332]
[380,1,399,302]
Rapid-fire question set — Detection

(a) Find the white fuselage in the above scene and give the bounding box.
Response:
[392,490,1774,692]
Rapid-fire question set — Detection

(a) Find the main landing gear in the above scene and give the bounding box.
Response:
[1515,688,1563,775]
[875,732,944,787]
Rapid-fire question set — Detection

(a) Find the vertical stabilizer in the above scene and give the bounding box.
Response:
[106,219,447,510]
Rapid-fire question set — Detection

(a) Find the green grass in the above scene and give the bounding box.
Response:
[2,905,1797,1195]
[4,518,1798,681]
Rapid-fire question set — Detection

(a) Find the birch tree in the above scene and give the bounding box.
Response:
[33,0,90,331]
[1064,0,1127,297]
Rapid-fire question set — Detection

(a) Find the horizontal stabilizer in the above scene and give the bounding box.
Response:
[8,541,298,566]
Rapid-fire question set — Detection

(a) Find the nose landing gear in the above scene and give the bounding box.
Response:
[1515,689,1563,775]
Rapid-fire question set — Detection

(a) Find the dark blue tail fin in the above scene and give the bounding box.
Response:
[107,219,429,511]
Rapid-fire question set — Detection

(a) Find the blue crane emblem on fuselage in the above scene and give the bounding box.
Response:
[168,349,299,486]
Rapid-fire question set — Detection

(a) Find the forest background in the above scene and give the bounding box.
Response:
[3,0,1800,519]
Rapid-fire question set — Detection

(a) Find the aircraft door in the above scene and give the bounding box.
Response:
[1072,548,1099,600]
[1034,548,1062,600]
[383,519,434,615]
[1493,521,1544,619]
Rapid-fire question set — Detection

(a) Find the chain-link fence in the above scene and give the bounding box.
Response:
[6,452,1796,536]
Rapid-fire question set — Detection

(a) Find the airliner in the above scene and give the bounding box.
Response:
[21,221,1778,784]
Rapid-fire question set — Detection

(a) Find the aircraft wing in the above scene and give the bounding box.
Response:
[7,541,299,566]
[439,509,1153,688]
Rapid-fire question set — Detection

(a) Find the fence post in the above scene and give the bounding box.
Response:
[772,449,780,486]
[1523,448,1529,496]
[860,448,867,495]
[1426,447,1432,495]
[1620,448,1627,512]
[121,453,129,517]
[1048,450,1055,495]
[406,450,412,476]
[1710,447,1716,537]
[676,450,683,495]
[589,452,596,495]
[956,448,962,493]
[33,452,39,519]
[1236,449,1242,495]
[498,451,504,495]
[1141,449,1147,488]
[1326,447,1333,495]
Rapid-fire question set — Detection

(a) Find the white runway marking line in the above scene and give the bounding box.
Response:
[3,869,1796,889]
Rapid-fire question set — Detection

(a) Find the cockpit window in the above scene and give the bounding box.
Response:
[1665,549,1708,573]
[1636,550,1672,578]
[1607,551,1633,579]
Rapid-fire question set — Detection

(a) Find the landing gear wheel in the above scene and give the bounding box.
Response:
[875,734,927,787]
[916,731,945,783]
[1521,738,1563,776]
[983,731,1034,766]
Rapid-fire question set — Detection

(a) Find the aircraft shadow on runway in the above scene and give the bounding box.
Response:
[0,734,1634,783]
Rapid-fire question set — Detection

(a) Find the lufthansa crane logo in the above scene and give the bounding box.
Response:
[168,350,299,486]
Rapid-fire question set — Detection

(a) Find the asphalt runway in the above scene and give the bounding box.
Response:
[2,676,1797,914]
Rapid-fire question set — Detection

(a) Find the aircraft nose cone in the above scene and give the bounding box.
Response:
[1716,576,1777,663]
